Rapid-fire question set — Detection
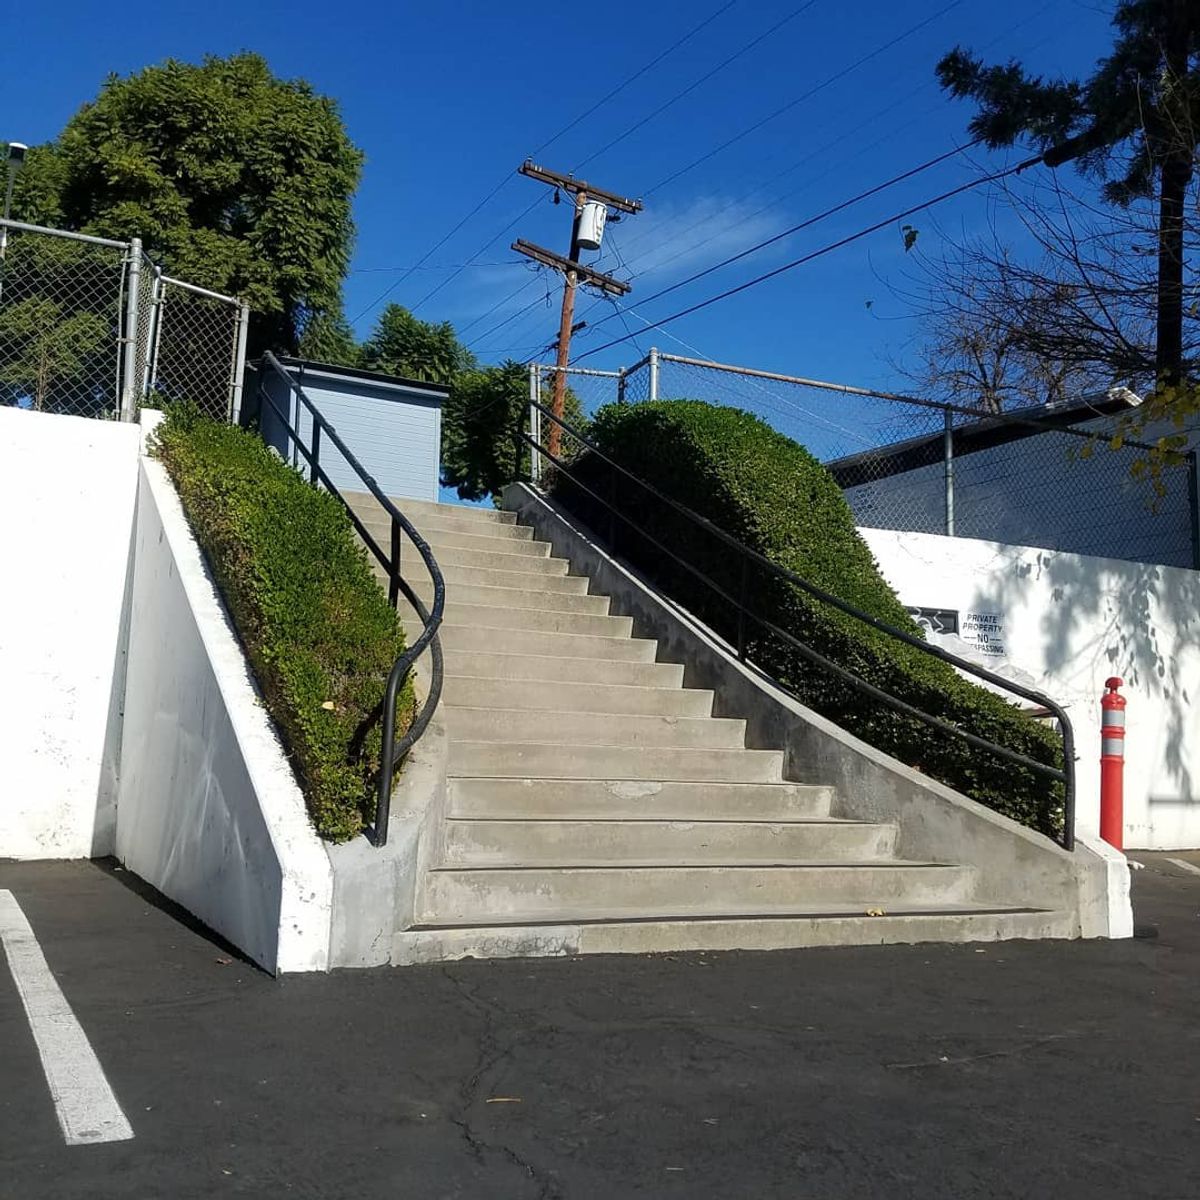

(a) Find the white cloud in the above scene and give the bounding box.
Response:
[602,194,782,286]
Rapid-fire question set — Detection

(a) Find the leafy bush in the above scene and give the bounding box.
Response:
[153,407,413,841]
[555,400,1064,838]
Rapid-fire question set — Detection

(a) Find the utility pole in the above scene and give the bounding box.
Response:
[513,160,641,458]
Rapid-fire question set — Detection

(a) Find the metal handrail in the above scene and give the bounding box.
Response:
[523,398,1076,850]
[256,352,445,846]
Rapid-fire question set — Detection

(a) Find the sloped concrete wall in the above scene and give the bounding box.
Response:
[116,424,334,973]
[0,408,139,860]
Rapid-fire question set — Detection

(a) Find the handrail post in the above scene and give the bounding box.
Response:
[310,422,321,487]
[736,558,748,661]
[389,515,401,608]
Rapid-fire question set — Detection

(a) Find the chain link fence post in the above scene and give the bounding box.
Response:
[229,301,250,424]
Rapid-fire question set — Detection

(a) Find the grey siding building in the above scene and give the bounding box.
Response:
[252,357,447,503]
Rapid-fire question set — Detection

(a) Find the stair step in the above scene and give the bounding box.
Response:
[358,513,536,544]
[442,651,685,687]
[449,778,834,820]
[344,493,519,528]
[393,908,1073,963]
[442,818,897,866]
[418,863,976,924]
[433,625,660,662]
[447,742,785,782]
[415,581,609,616]
[442,676,713,717]
[414,544,570,575]
[438,563,590,595]
[443,707,747,750]
[404,602,632,638]
[421,528,553,557]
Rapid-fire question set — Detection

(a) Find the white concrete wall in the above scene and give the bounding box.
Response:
[0,408,140,860]
[116,430,334,973]
[862,528,1200,850]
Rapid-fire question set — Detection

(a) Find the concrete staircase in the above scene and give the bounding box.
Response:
[348,496,1070,962]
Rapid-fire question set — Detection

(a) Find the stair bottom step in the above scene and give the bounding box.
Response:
[393,908,1073,964]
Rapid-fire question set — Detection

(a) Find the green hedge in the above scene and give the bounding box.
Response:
[153,407,414,842]
[555,400,1064,838]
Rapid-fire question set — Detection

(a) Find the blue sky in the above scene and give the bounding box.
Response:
[3,0,1116,393]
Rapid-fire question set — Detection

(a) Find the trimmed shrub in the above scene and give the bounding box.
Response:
[153,406,414,842]
[556,400,1064,838]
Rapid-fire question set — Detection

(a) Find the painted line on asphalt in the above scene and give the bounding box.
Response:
[1165,858,1200,878]
[0,890,134,1146]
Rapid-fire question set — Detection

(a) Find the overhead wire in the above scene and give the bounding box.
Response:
[579,138,981,337]
[574,151,1047,361]
[643,0,964,198]
[351,0,744,326]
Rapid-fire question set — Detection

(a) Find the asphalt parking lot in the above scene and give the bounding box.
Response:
[1,852,1197,1199]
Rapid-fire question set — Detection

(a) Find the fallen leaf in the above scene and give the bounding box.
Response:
[866,908,885,917]
[215,956,233,965]
[320,700,336,711]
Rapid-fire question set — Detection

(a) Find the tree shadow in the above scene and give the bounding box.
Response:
[971,546,1200,801]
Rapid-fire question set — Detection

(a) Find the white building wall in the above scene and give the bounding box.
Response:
[116,435,334,973]
[0,408,140,859]
[862,527,1200,849]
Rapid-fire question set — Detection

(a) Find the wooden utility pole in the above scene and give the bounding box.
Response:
[513,160,641,458]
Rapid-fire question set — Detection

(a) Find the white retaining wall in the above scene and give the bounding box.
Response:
[862,528,1200,850]
[115,430,334,972]
[0,408,140,859]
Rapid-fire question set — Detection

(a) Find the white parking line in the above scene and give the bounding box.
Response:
[1166,857,1200,878]
[0,890,133,1146]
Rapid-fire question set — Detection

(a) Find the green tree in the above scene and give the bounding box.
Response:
[361,304,476,383]
[297,306,362,368]
[0,234,114,414]
[938,1,1200,385]
[442,361,586,502]
[11,54,363,356]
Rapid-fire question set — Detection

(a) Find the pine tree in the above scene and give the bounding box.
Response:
[938,0,1199,384]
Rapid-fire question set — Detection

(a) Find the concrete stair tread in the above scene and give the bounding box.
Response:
[449,777,834,820]
[415,582,610,615]
[411,901,1046,929]
[446,815,872,826]
[440,652,684,685]
[392,908,1072,962]
[442,708,746,750]
[405,602,632,637]
[442,676,713,717]
[433,626,661,662]
[447,742,784,783]
[429,861,959,873]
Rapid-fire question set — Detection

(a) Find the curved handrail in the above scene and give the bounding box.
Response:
[522,397,1076,850]
[257,352,445,846]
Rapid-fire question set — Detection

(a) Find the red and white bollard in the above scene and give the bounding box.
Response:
[1100,677,1126,851]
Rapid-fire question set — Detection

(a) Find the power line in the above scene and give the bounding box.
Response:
[574,1,821,172]
[575,152,1045,361]
[581,138,979,336]
[644,0,965,198]
[489,0,994,354]
[530,0,740,159]
[563,3,1062,341]
[349,1,742,328]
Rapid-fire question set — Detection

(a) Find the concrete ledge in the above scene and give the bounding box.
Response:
[502,483,1133,941]
[116,420,334,973]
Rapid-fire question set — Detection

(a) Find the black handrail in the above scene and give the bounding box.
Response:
[522,398,1076,850]
[256,352,445,846]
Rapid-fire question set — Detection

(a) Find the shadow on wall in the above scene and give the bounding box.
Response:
[973,548,1200,801]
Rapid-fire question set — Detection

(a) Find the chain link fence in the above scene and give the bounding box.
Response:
[0,218,248,423]
[609,350,1200,571]
[528,363,621,486]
